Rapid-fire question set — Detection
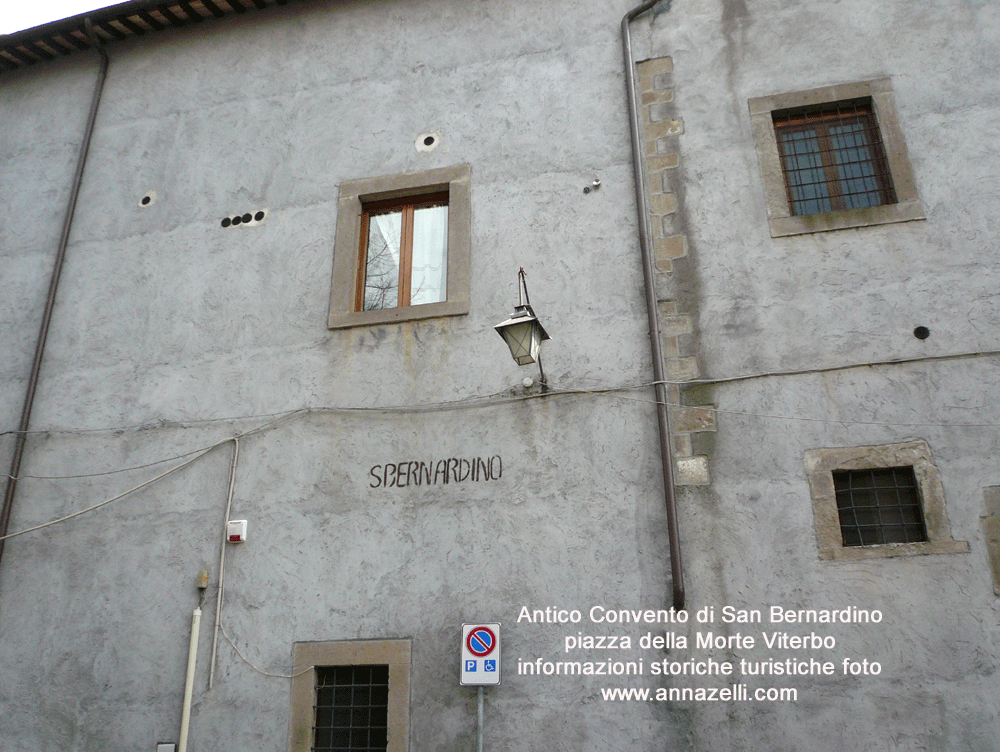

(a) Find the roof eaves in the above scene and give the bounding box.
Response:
[0,0,299,72]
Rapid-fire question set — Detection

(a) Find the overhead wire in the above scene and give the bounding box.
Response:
[667,347,1000,387]
[4,376,1000,485]
[3,345,998,443]
[0,443,220,542]
[219,622,312,680]
[0,409,302,541]
[6,443,222,481]
[1,348,998,538]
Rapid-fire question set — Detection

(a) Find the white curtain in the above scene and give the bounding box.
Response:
[410,205,448,305]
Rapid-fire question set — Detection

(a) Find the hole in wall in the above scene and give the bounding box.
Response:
[220,208,268,228]
[139,191,156,207]
[913,326,930,340]
[415,132,440,152]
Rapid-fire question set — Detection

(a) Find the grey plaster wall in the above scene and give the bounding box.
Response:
[650,0,1000,377]
[642,0,1000,748]
[0,1,690,751]
[3,0,1000,750]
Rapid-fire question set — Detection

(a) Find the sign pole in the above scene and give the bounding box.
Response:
[477,686,484,752]
[462,622,500,752]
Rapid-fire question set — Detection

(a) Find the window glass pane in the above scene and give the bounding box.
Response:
[832,466,928,547]
[363,211,402,311]
[829,122,881,209]
[777,129,832,215]
[314,665,390,752]
[410,204,448,305]
[772,102,895,218]
[880,507,903,525]
[369,727,388,748]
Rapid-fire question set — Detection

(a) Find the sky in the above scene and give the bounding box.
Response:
[1,0,114,34]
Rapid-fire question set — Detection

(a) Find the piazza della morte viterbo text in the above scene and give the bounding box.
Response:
[514,605,886,703]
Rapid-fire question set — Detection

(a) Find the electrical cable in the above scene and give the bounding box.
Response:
[592,391,1000,429]
[3,387,992,541]
[0,443,220,542]
[3,408,306,482]
[694,405,1000,429]
[219,622,312,680]
[209,438,239,690]
[5,380,1000,485]
[0,406,312,439]
[3,345,999,443]
[5,444,220,481]
[0,409,307,539]
[667,348,1000,387]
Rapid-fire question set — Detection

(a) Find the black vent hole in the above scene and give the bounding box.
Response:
[220,208,268,228]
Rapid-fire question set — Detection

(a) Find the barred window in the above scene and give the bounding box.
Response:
[773,100,896,216]
[749,79,925,237]
[290,640,409,752]
[314,665,390,752]
[833,466,927,546]
[803,440,968,561]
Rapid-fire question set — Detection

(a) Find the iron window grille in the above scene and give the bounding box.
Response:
[772,99,896,216]
[833,466,928,547]
[313,665,390,752]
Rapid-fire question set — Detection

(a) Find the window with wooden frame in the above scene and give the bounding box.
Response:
[749,79,925,237]
[357,192,449,312]
[329,164,471,329]
[772,100,895,217]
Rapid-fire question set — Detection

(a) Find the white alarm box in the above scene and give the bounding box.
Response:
[227,519,247,543]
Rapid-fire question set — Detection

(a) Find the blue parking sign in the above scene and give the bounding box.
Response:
[465,660,477,672]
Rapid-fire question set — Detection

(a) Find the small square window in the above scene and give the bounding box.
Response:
[833,466,927,546]
[750,79,925,237]
[772,100,895,216]
[290,640,410,752]
[329,165,471,329]
[314,665,390,751]
[358,193,449,312]
[803,440,968,561]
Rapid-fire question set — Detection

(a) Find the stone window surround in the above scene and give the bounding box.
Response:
[329,164,471,329]
[981,487,1000,595]
[289,639,411,752]
[804,439,969,562]
[749,78,925,237]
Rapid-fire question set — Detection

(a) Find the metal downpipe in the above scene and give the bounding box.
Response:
[0,21,109,571]
[622,0,685,610]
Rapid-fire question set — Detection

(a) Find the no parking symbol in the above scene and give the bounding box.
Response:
[461,623,501,685]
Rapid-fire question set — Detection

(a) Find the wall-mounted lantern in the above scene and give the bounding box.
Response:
[494,268,550,374]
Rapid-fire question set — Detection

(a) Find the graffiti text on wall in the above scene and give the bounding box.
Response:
[369,456,503,488]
